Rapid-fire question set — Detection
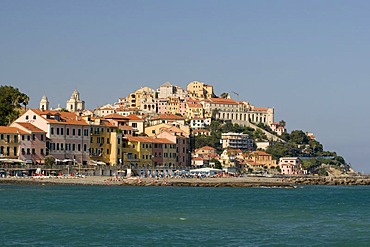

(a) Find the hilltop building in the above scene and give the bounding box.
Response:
[66,89,85,112]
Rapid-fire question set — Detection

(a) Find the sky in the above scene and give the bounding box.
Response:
[1,0,370,173]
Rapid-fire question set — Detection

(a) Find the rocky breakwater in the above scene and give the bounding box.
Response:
[291,175,370,186]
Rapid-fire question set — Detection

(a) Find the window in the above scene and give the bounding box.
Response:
[51,127,54,135]
[72,144,76,151]
[67,128,70,135]
[56,143,59,150]
[41,134,44,141]
[84,129,88,136]
[26,115,29,120]
[32,148,36,155]
[61,128,64,135]
[33,115,36,120]
[90,137,93,143]
[78,129,81,136]
[78,144,81,152]
[107,149,110,155]
[27,135,30,141]
[27,148,30,155]
[32,134,35,141]
[72,129,76,136]
[22,135,25,141]
[13,147,17,156]
[21,148,25,154]
[40,149,44,155]
[56,128,59,135]
[84,144,87,152]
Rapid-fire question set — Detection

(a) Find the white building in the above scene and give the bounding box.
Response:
[221,133,254,150]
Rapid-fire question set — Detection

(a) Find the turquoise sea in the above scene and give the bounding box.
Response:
[0,185,369,246]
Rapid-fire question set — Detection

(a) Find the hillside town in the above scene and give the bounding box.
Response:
[0,81,344,178]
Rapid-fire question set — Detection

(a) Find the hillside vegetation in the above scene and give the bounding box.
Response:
[194,121,351,175]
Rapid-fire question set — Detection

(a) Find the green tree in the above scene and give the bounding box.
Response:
[0,85,29,125]
[289,130,309,144]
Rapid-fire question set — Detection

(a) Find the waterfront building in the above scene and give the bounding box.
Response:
[0,126,23,161]
[88,118,121,166]
[244,151,277,170]
[122,136,177,172]
[14,109,90,165]
[156,128,190,168]
[219,149,243,173]
[10,122,47,164]
[279,157,306,175]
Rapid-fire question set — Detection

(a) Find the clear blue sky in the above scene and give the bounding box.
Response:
[1,0,370,173]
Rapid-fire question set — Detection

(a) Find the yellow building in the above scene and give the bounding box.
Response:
[145,123,190,137]
[186,81,215,99]
[88,118,121,166]
[186,99,204,120]
[122,136,153,170]
[0,127,21,159]
[245,151,277,169]
[126,87,155,108]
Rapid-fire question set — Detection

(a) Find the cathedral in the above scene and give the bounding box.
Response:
[66,89,85,112]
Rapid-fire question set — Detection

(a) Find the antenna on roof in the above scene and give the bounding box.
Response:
[231,91,239,101]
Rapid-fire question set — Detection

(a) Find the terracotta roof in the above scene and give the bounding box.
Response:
[14,123,45,133]
[208,98,238,105]
[126,114,143,121]
[31,109,89,126]
[151,138,174,144]
[104,113,129,120]
[0,126,26,134]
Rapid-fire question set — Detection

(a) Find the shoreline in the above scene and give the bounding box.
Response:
[1,175,370,187]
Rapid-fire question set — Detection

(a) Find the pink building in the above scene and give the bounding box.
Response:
[156,128,190,168]
[11,122,46,164]
[14,109,90,165]
[156,98,168,114]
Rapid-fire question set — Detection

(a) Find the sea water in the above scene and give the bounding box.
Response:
[0,185,369,246]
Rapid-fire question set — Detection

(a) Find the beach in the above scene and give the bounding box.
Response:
[1,175,369,187]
